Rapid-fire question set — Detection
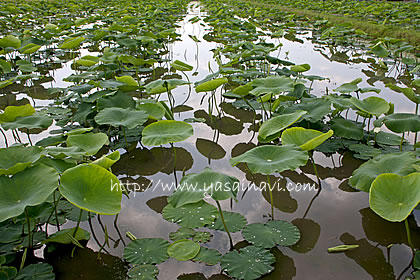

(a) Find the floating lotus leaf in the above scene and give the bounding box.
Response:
[42,227,90,245]
[95,107,148,129]
[0,146,44,175]
[91,151,120,169]
[128,265,158,279]
[124,238,170,265]
[207,211,247,233]
[350,96,389,117]
[330,117,363,140]
[142,120,193,146]
[145,79,189,94]
[327,244,359,253]
[169,228,196,241]
[349,144,382,160]
[258,111,307,141]
[59,164,121,215]
[75,55,99,67]
[349,152,418,192]
[1,114,52,130]
[282,127,334,151]
[0,164,59,222]
[378,113,420,133]
[192,232,212,243]
[242,220,301,248]
[230,145,308,175]
[59,36,85,49]
[0,104,35,123]
[66,132,109,156]
[369,173,420,222]
[15,263,54,280]
[167,239,200,261]
[172,60,193,71]
[192,247,222,266]
[162,201,218,228]
[250,76,294,96]
[168,168,238,207]
[221,246,275,280]
[195,78,228,93]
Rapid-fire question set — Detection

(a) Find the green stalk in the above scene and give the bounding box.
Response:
[400,132,404,152]
[73,209,83,238]
[25,209,32,248]
[405,219,414,252]
[53,191,61,231]
[267,175,274,220]
[215,200,234,249]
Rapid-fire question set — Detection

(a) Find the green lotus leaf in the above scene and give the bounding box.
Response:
[376,131,403,146]
[230,145,308,175]
[145,79,189,94]
[128,264,158,279]
[167,239,200,261]
[171,60,193,72]
[327,244,359,253]
[19,43,41,54]
[386,83,420,104]
[282,98,331,123]
[59,36,85,49]
[290,63,310,72]
[0,164,59,222]
[97,91,135,110]
[168,168,238,207]
[162,201,218,228]
[192,231,212,243]
[195,78,228,93]
[415,251,420,270]
[0,104,35,123]
[258,110,307,141]
[369,173,420,222]
[250,76,294,96]
[349,152,418,192]
[142,120,193,146]
[0,145,44,175]
[124,238,170,265]
[330,117,363,140]
[221,246,275,280]
[192,247,222,266]
[91,151,120,169]
[136,102,165,120]
[334,78,362,93]
[207,211,247,233]
[195,138,226,160]
[0,59,11,73]
[379,113,420,133]
[1,114,52,130]
[95,107,148,129]
[281,127,334,151]
[15,263,54,280]
[75,55,99,67]
[42,227,90,245]
[66,132,109,156]
[349,144,382,160]
[16,60,37,72]
[350,96,389,117]
[232,82,253,96]
[370,42,388,57]
[46,146,86,159]
[242,220,301,248]
[59,164,122,215]
[169,228,196,241]
[116,75,139,87]
[0,35,21,49]
[65,127,94,136]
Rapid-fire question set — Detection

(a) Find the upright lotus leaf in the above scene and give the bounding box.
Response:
[250,76,294,96]
[376,113,420,133]
[350,96,389,117]
[369,173,420,222]
[376,131,403,146]
[1,114,53,130]
[145,79,189,94]
[370,42,389,58]
[59,36,85,49]
[281,127,334,151]
[0,104,35,123]
[66,132,109,155]
[65,127,94,136]
[91,151,120,169]
[116,76,139,87]
[42,227,90,245]
[283,98,331,123]
[207,211,247,233]
[167,239,200,261]
[290,63,310,73]
[75,55,99,67]
[97,91,135,110]
[171,60,193,71]
[0,59,11,73]
[233,82,253,96]
[136,102,165,120]
[142,120,193,146]
[16,60,36,72]
[221,246,275,280]
[330,117,363,140]
[230,145,309,174]
[19,43,41,54]
[128,265,159,279]
[195,78,228,93]
[349,152,418,192]
[242,220,301,248]
[0,35,21,49]
[95,107,148,129]
[46,146,86,159]
[386,83,420,104]
[334,78,362,93]
[0,164,59,222]
[15,263,54,280]
[168,168,238,207]
[192,247,222,266]
[0,146,44,175]
[162,201,218,228]
[59,164,122,215]
[124,238,170,265]
[258,110,307,141]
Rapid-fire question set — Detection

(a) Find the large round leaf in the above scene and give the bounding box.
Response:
[59,164,122,215]
[242,220,300,248]
[124,238,170,265]
[330,117,363,140]
[230,145,308,175]
[168,168,238,207]
[167,239,200,261]
[162,201,218,228]
[0,146,44,175]
[369,173,420,222]
[195,78,228,93]
[349,152,418,192]
[282,98,331,123]
[250,76,294,96]
[0,164,59,222]
[142,120,193,146]
[1,114,52,130]
[192,247,221,266]
[258,110,307,141]
[128,264,158,279]
[66,132,109,156]
[350,96,389,117]
[0,104,34,123]
[221,246,275,280]
[59,36,85,49]
[207,211,247,233]
[281,127,334,151]
[95,107,148,129]
[15,263,54,280]
[380,113,420,133]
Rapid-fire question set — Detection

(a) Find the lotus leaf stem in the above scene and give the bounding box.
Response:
[215,200,234,250]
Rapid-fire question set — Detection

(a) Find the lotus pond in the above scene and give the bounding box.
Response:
[0,0,419,279]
